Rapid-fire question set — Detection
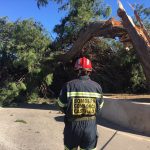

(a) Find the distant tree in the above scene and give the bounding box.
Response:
[135,4,150,24]
[36,0,111,50]
[0,17,52,106]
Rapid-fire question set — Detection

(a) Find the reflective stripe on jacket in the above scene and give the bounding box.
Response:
[57,75,104,118]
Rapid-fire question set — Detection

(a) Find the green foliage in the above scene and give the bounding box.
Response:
[0,17,50,76]
[131,64,147,92]
[134,4,150,34]
[53,0,111,50]
[18,82,27,91]
[27,91,39,103]
[45,73,53,86]
[75,38,148,93]
[135,4,150,21]
[35,1,149,94]
[0,17,54,106]
[1,2,149,107]
[36,0,111,50]
[36,0,49,8]
[0,82,26,106]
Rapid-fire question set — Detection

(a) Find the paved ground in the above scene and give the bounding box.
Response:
[0,104,150,150]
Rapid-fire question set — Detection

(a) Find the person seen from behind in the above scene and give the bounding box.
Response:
[57,57,104,150]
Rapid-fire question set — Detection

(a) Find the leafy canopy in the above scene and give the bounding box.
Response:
[36,0,111,50]
[0,17,51,105]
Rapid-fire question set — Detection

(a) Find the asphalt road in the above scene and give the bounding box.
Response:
[0,104,150,150]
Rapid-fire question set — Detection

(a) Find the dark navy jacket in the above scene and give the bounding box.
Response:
[57,75,104,119]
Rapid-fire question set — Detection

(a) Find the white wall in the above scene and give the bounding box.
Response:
[101,98,150,135]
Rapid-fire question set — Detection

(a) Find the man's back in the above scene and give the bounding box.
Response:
[67,76,102,93]
[64,75,103,119]
[57,57,104,150]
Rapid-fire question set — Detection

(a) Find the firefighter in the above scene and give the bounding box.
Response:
[57,57,104,150]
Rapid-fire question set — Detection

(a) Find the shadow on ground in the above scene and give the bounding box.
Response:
[5,103,58,111]
[55,116,64,122]
[128,98,150,103]
[54,114,150,137]
[4,102,150,137]
[97,116,150,137]
[54,115,150,137]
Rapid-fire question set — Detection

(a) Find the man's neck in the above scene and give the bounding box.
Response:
[79,75,90,80]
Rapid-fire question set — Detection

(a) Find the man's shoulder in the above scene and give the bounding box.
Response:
[62,79,79,88]
[89,79,100,85]
[67,78,79,84]
[89,79,102,88]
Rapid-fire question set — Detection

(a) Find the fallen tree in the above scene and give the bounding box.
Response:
[57,0,150,90]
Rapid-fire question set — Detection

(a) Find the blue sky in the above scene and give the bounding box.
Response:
[0,0,149,39]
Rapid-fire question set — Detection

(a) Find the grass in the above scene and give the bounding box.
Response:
[14,119,27,124]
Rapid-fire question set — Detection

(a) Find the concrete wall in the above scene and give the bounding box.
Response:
[101,98,150,135]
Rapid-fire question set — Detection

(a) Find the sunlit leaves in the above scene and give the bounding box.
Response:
[0,17,52,105]
[45,73,53,86]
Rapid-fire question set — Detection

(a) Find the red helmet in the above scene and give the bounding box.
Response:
[74,57,92,71]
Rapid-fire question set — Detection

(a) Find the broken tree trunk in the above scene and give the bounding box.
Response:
[57,19,127,62]
[57,0,150,91]
[117,0,150,90]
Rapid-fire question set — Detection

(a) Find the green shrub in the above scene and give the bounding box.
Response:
[27,91,39,103]
[45,73,53,86]
[0,82,26,106]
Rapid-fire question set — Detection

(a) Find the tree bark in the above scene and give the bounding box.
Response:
[56,19,127,62]
[56,6,150,90]
[117,2,150,90]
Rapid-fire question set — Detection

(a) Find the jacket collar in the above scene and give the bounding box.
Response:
[79,75,90,80]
